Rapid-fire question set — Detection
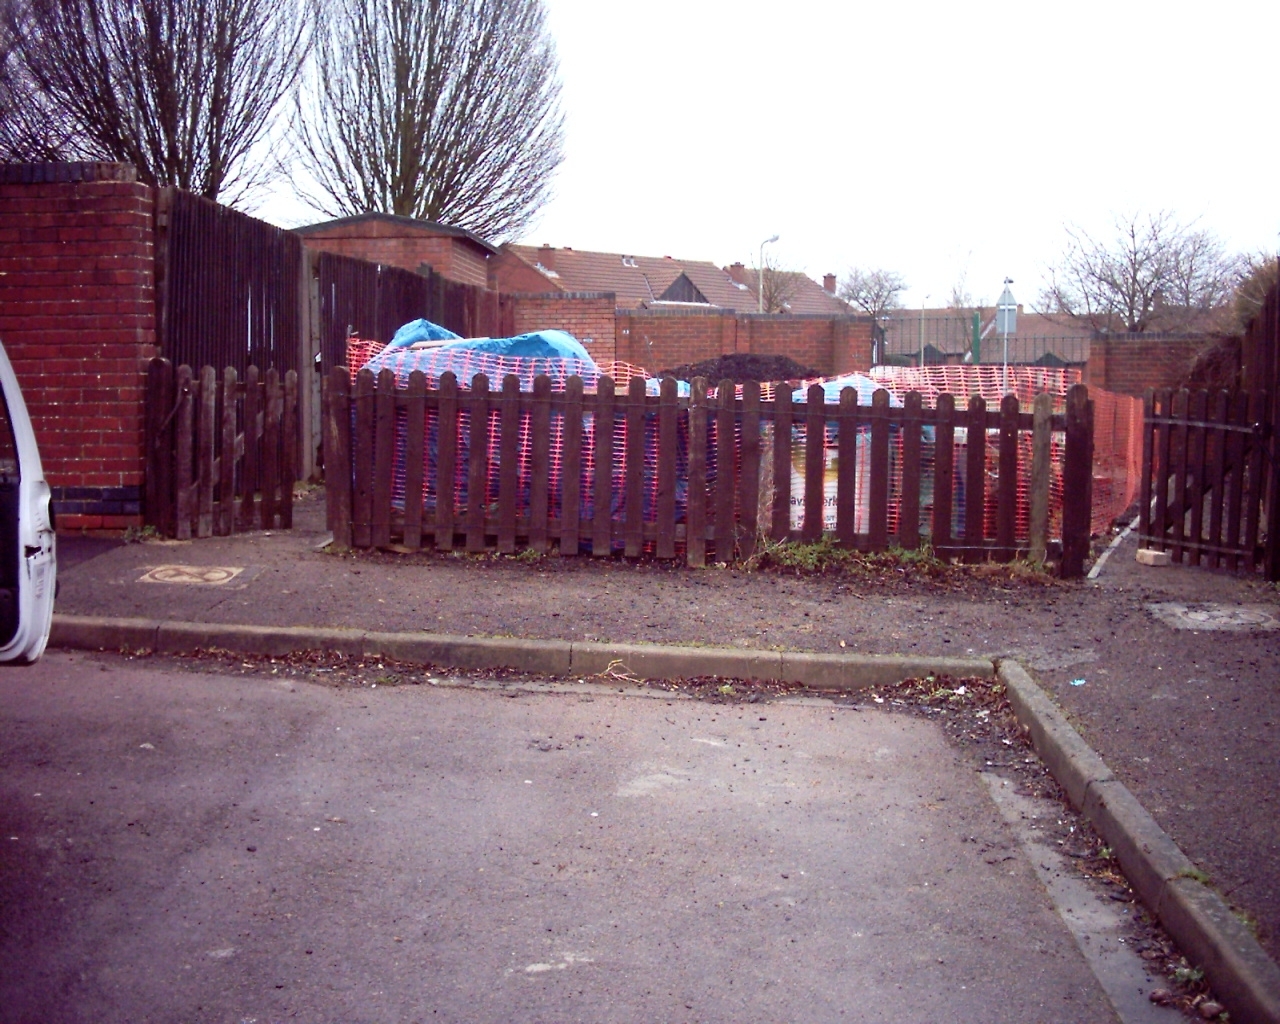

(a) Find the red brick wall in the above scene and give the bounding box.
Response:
[489,247,560,294]
[614,310,874,376]
[1084,336,1211,396]
[510,293,617,364]
[299,222,490,288]
[0,163,156,531]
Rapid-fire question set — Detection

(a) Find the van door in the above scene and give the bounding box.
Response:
[0,342,55,664]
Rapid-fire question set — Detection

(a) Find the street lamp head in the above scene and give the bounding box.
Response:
[764,234,779,245]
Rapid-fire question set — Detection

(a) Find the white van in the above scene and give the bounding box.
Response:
[0,342,55,663]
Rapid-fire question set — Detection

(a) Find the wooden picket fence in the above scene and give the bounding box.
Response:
[1138,387,1278,576]
[144,358,298,538]
[323,367,1096,576]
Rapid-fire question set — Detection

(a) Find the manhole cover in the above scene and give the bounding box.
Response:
[1146,602,1280,632]
[139,565,245,586]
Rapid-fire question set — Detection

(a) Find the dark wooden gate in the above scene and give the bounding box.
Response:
[1138,387,1277,576]
[145,358,298,538]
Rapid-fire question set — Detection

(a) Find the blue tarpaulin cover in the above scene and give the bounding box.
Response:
[389,319,461,347]
[437,329,594,362]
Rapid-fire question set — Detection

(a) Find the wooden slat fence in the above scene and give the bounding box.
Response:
[315,252,515,374]
[144,358,298,538]
[155,188,302,377]
[324,367,1095,576]
[1138,387,1278,577]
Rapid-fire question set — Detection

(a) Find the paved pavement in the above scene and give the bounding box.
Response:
[2,653,1119,1024]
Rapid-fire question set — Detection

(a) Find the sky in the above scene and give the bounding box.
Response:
[255,0,1280,311]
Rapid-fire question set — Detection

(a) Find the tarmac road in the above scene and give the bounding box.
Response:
[1,652,1120,1024]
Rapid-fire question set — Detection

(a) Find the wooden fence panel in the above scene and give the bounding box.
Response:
[1223,391,1249,572]
[529,375,552,555]
[964,395,986,562]
[152,360,1106,575]
[687,380,708,568]
[1029,393,1052,564]
[403,371,426,550]
[625,377,646,559]
[802,383,825,544]
[868,390,890,551]
[372,367,395,549]
[933,394,954,554]
[1186,389,1208,567]
[715,382,737,561]
[434,373,458,551]
[656,377,678,560]
[899,391,922,551]
[144,358,175,537]
[771,387,792,542]
[465,375,490,553]
[239,365,260,531]
[737,381,761,559]
[560,377,583,556]
[997,394,1019,561]
[593,378,614,556]
[197,365,217,538]
[498,374,520,555]
[1061,383,1093,578]
[262,368,283,529]
[1244,390,1267,572]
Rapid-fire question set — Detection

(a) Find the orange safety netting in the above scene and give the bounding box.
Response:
[869,365,1142,537]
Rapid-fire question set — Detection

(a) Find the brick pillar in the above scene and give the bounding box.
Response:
[0,163,156,532]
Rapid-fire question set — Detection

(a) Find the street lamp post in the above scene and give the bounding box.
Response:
[758,235,779,314]
[996,278,1017,396]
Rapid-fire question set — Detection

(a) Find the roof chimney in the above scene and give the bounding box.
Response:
[823,273,837,294]
[538,243,555,272]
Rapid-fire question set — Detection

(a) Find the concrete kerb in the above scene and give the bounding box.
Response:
[999,659,1280,1024]
[49,615,996,691]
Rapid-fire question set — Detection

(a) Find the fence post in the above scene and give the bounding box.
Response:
[1028,393,1052,564]
[1267,390,1280,581]
[144,357,174,536]
[175,365,194,540]
[1061,383,1093,578]
[687,378,708,568]
[324,366,352,549]
[802,383,825,544]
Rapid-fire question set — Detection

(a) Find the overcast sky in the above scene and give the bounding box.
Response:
[256,0,1280,310]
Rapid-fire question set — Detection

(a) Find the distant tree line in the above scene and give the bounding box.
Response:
[0,0,563,240]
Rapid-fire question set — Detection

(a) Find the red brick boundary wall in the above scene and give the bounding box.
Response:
[615,308,873,376]
[508,294,875,376]
[1083,335,1211,397]
[509,292,618,364]
[0,162,156,532]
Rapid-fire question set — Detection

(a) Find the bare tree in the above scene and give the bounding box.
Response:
[1041,212,1243,333]
[295,0,564,242]
[838,267,907,322]
[752,252,802,313]
[3,0,308,202]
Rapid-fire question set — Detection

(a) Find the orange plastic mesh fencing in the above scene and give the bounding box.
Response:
[869,365,1142,537]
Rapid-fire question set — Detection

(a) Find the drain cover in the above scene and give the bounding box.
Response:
[139,565,245,586]
[1146,602,1280,632]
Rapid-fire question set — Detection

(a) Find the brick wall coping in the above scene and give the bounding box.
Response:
[624,307,871,322]
[0,161,138,184]
[506,291,616,301]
